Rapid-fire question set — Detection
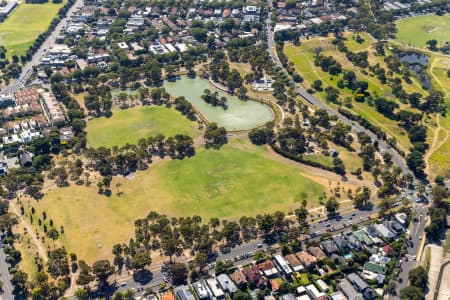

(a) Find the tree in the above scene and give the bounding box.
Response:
[11,270,28,296]
[194,252,208,270]
[426,39,438,51]
[353,186,371,209]
[75,288,89,300]
[92,260,114,285]
[131,251,152,271]
[408,266,428,290]
[399,286,425,300]
[325,197,340,215]
[431,185,448,207]
[171,263,187,284]
[204,123,227,149]
[233,291,252,300]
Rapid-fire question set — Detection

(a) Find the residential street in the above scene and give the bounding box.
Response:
[1,0,84,94]
[0,247,13,300]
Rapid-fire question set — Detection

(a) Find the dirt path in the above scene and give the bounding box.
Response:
[429,57,450,97]
[10,201,48,263]
[424,114,449,175]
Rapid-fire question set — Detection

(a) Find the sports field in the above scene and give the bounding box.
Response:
[86,106,201,148]
[22,138,325,262]
[284,37,427,153]
[395,14,450,48]
[0,2,65,59]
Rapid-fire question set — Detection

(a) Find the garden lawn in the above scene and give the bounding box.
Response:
[25,138,325,262]
[0,2,65,59]
[86,106,201,148]
[395,14,450,49]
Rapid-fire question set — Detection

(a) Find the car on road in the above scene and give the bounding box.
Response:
[257,243,263,248]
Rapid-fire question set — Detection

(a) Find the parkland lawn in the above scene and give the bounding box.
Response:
[395,14,450,49]
[86,106,201,148]
[0,2,65,59]
[24,138,325,262]
[284,35,430,153]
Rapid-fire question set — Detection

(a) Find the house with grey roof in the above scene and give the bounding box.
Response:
[216,274,238,295]
[321,240,338,255]
[338,278,363,300]
[375,223,395,240]
[174,285,196,300]
[347,273,376,300]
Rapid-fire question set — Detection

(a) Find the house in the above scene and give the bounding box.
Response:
[382,245,394,256]
[258,260,278,277]
[386,220,404,235]
[305,284,326,299]
[296,251,316,269]
[0,161,8,175]
[364,262,387,275]
[230,270,247,288]
[285,254,304,272]
[270,279,280,293]
[338,278,363,300]
[253,78,274,91]
[280,294,296,300]
[363,225,383,244]
[0,0,18,17]
[0,94,15,109]
[347,273,376,300]
[273,255,293,276]
[362,269,385,285]
[206,278,225,299]
[243,265,266,289]
[307,247,325,259]
[216,274,238,295]
[369,254,391,265]
[242,6,261,22]
[395,213,408,226]
[161,291,176,300]
[297,296,312,300]
[321,240,338,255]
[174,285,196,300]
[315,279,329,292]
[192,280,212,300]
[347,234,363,251]
[19,152,33,167]
[375,224,395,240]
[353,230,373,246]
[332,235,349,253]
[329,291,347,300]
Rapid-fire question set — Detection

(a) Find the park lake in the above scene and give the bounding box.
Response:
[163,76,274,131]
[112,76,274,131]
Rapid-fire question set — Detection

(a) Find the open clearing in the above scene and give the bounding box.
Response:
[86,106,201,148]
[395,14,450,49]
[284,36,427,152]
[20,138,327,262]
[0,2,65,59]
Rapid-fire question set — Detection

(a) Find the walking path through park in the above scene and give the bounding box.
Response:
[10,201,48,262]
[424,114,449,175]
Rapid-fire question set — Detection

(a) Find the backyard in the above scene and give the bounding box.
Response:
[0,2,65,59]
[19,138,327,262]
[86,106,201,148]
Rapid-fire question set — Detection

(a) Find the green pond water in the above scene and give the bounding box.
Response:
[163,76,274,131]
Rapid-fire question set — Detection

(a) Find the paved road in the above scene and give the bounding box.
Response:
[0,247,13,299]
[1,0,84,94]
